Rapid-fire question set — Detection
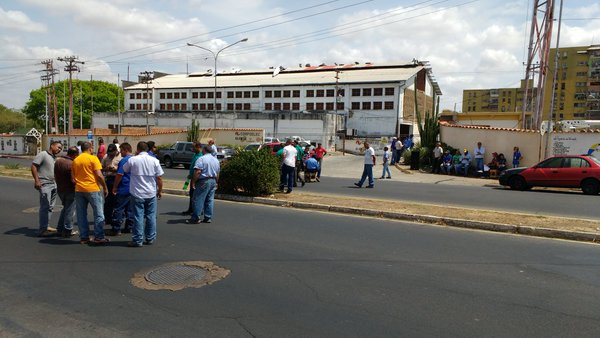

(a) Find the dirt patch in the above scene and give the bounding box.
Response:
[131,261,230,291]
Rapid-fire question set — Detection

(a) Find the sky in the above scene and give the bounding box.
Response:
[0,0,599,112]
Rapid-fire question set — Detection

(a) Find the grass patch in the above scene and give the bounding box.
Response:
[4,163,21,169]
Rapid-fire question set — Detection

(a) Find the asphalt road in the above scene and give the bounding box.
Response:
[1,177,600,337]
[3,156,599,220]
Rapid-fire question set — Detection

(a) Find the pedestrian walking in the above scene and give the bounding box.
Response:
[279,139,298,193]
[182,142,203,215]
[123,141,164,247]
[186,145,220,224]
[354,141,376,188]
[313,142,327,181]
[72,141,109,245]
[109,142,133,236]
[380,146,392,179]
[54,146,78,237]
[31,141,63,237]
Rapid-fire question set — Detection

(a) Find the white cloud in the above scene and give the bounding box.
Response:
[0,6,46,32]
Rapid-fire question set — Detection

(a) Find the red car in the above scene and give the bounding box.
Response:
[498,155,600,195]
[259,142,284,155]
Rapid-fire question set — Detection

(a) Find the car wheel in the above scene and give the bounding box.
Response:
[509,176,528,191]
[581,179,600,195]
[163,156,173,168]
[183,164,190,169]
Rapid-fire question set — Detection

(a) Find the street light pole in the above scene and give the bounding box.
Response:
[187,38,248,129]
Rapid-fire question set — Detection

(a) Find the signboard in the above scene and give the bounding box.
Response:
[87,130,93,140]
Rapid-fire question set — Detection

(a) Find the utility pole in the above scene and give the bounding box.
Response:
[58,56,84,135]
[139,71,154,134]
[117,73,121,134]
[40,60,59,133]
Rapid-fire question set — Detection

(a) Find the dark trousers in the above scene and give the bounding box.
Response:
[280,164,295,192]
[103,177,116,225]
[432,157,442,173]
[186,185,196,213]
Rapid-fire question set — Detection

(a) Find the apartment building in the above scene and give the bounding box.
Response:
[117,62,441,139]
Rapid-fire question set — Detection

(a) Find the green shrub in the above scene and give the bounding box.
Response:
[4,163,21,169]
[218,148,280,196]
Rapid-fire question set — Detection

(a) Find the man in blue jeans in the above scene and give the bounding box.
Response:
[354,141,376,188]
[109,142,133,236]
[72,142,109,245]
[123,142,164,247]
[186,145,221,224]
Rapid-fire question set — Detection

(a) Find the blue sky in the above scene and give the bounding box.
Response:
[0,0,599,111]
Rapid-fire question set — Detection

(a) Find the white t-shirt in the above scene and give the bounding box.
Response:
[433,146,443,158]
[364,147,375,165]
[282,145,297,167]
[123,152,164,199]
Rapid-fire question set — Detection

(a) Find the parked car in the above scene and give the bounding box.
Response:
[264,136,280,143]
[159,141,196,168]
[259,142,284,155]
[244,143,261,151]
[498,154,600,195]
[289,135,311,145]
[217,146,233,162]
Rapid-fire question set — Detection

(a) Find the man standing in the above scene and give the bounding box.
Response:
[31,141,63,237]
[390,137,398,165]
[182,142,203,215]
[474,141,485,173]
[123,141,164,247]
[208,139,218,157]
[72,141,109,245]
[313,142,327,182]
[101,144,121,225]
[186,145,220,224]
[432,142,444,174]
[54,146,78,237]
[354,141,376,188]
[109,143,133,236]
[293,140,305,187]
[279,139,297,194]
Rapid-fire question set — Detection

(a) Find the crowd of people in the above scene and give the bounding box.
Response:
[432,142,524,177]
[278,139,327,193]
[30,139,184,247]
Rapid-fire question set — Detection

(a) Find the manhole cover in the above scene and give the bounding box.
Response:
[131,261,230,291]
[145,265,207,285]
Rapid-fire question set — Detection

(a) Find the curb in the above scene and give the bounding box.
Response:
[163,189,600,244]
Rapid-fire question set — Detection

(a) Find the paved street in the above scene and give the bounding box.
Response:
[1,177,600,337]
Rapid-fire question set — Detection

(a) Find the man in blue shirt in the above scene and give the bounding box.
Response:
[182,142,203,215]
[109,142,133,236]
[304,154,320,182]
[187,145,220,224]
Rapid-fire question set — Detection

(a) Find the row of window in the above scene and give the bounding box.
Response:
[130,100,395,112]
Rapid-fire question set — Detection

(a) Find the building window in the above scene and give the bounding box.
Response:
[160,103,166,110]
[227,92,234,98]
[283,90,291,98]
[338,88,345,97]
[326,102,334,110]
[283,102,290,110]
[174,93,180,99]
[292,102,300,110]
[336,102,344,110]
[235,103,242,110]
[243,103,251,110]
[274,90,281,98]
[351,102,360,109]
[167,93,173,99]
[373,102,382,110]
[227,103,234,110]
[385,87,394,96]
[316,102,324,110]
[384,101,394,110]
[200,92,206,99]
[216,103,221,110]
[274,103,281,110]
[306,102,315,110]
[265,91,273,98]
[326,89,335,97]
[306,90,314,97]
[244,91,251,98]
[252,91,259,98]
[174,103,180,110]
[207,103,213,110]
[129,104,135,110]
[362,102,371,109]
[362,88,372,96]
[316,90,324,97]
[159,93,165,99]
[166,103,172,110]
[292,90,300,98]
[265,103,272,110]
[181,103,187,110]
[206,92,213,99]
[200,103,206,110]
[352,88,361,96]
[181,92,187,99]
[374,88,383,96]
[236,91,243,98]
[130,93,135,99]
[192,103,198,110]
[192,92,198,99]
[136,93,142,99]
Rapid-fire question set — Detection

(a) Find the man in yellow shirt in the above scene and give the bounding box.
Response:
[72,142,109,245]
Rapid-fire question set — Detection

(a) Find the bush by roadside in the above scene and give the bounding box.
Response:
[218,148,280,196]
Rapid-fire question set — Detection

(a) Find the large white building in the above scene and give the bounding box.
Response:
[94,62,441,145]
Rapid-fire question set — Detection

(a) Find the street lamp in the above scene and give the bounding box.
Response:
[187,38,248,128]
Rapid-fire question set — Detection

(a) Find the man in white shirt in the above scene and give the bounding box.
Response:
[474,141,485,173]
[432,142,444,174]
[355,141,376,188]
[279,139,298,194]
[123,141,164,247]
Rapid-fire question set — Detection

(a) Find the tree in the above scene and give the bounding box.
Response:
[22,79,124,132]
[0,104,38,133]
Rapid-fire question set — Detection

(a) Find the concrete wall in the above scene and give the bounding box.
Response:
[440,124,600,167]
[0,136,29,155]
